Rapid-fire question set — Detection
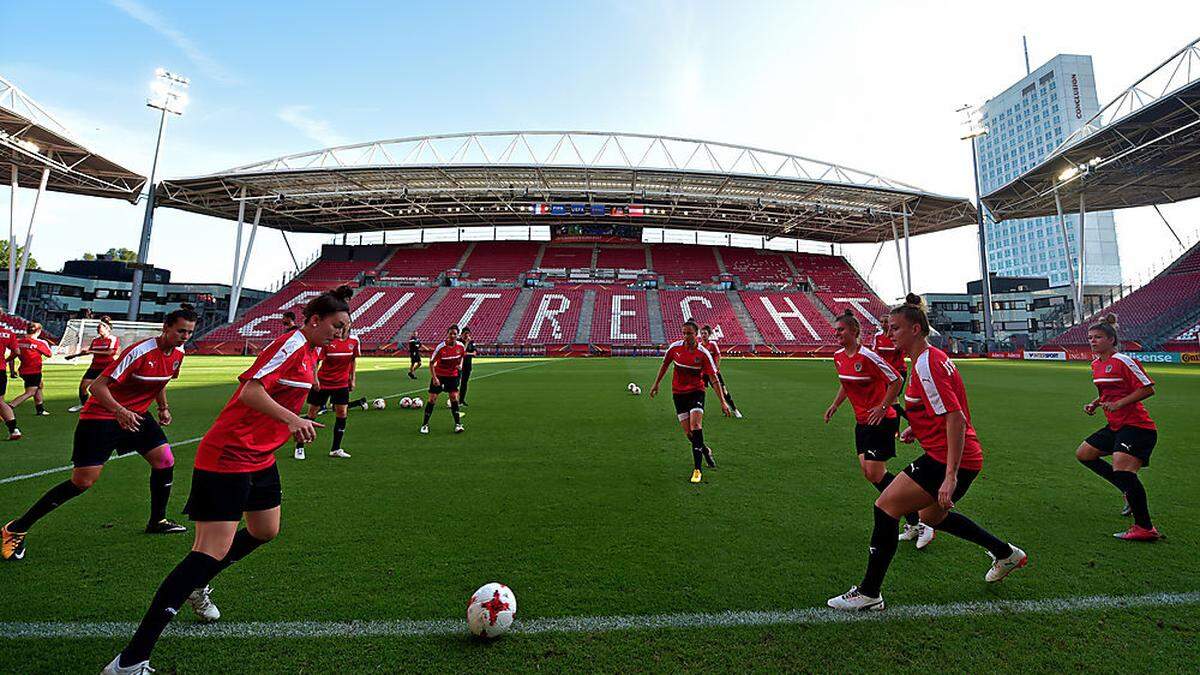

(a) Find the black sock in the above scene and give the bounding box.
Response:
[859,506,899,598]
[422,401,434,426]
[934,512,1012,559]
[892,403,907,420]
[214,528,268,574]
[1111,470,1152,529]
[451,401,460,425]
[35,402,45,414]
[4,418,15,433]
[724,391,737,410]
[119,552,221,667]
[149,467,173,524]
[11,480,85,532]
[691,428,705,470]
[871,473,918,525]
[1079,457,1121,489]
[79,390,88,406]
[331,416,347,451]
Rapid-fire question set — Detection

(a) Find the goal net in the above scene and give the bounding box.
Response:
[50,319,163,364]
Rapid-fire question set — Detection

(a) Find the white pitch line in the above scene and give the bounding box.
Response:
[0,361,550,487]
[1,591,1197,639]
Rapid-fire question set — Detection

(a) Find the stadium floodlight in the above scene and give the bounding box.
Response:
[1058,165,1081,182]
[958,103,994,351]
[957,104,989,140]
[129,68,190,320]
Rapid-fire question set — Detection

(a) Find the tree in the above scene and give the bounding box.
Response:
[0,241,39,271]
[83,247,137,262]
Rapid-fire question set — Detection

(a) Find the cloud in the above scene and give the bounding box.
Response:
[277,105,347,148]
[109,0,239,85]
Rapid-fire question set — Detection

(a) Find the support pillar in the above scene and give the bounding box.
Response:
[12,167,48,313]
[1077,194,1087,317]
[227,191,249,322]
[1053,187,1082,325]
[901,205,913,294]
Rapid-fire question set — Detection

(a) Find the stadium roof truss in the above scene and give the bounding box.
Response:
[982,36,1200,222]
[156,131,977,245]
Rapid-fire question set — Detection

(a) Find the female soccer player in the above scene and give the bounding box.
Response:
[1,305,197,562]
[420,325,465,435]
[649,320,731,483]
[7,322,52,416]
[1075,315,1162,541]
[0,322,22,440]
[699,325,742,418]
[68,315,120,413]
[458,327,476,406]
[407,331,422,379]
[101,287,349,675]
[827,295,1026,611]
[872,314,907,418]
[823,311,932,548]
[294,323,359,460]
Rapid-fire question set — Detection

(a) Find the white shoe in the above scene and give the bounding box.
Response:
[8,428,20,440]
[454,424,465,433]
[294,447,306,460]
[826,586,885,612]
[420,425,429,434]
[898,523,920,542]
[102,654,155,674]
[36,410,50,416]
[916,522,936,550]
[186,585,220,623]
[734,410,743,419]
[985,544,1028,583]
[68,404,84,413]
[329,448,351,458]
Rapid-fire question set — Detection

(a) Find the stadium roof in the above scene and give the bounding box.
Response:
[0,75,146,203]
[156,131,977,244]
[983,36,1200,221]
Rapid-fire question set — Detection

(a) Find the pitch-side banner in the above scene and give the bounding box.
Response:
[1023,351,1066,361]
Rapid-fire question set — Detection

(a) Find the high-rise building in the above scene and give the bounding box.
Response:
[976,54,1122,290]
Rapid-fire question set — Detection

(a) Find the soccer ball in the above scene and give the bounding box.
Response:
[400,396,413,409]
[372,398,387,410]
[626,382,636,392]
[467,582,517,638]
[630,385,642,395]
[412,397,424,408]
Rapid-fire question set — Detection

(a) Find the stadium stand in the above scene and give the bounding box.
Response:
[538,246,594,276]
[793,252,869,292]
[511,288,586,343]
[199,280,328,346]
[297,258,376,282]
[462,242,540,282]
[379,242,468,281]
[595,246,648,271]
[650,244,720,285]
[815,292,889,330]
[591,287,653,344]
[1165,321,1200,351]
[657,291,749,345]
[416,287,521,342]
[719,247,792,284]
[349,287,437,348]
[741,291,837,345]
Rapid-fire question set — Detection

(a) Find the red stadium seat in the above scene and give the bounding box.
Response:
[511,288,586,343]
[740,291,836,345]
[462,242,541,282]
[595,246,648,270]
[348,287,437,348]
[416,288,522,342]
[379,243,468,281]
[657,291,748,344]
[591,287,652,344]
[538,246,594,277]
[719,247,792,284]
[650,244,720,285]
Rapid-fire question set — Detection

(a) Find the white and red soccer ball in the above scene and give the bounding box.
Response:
[467,582,517,638]
[371,398,387,410]
[400,396,414,408]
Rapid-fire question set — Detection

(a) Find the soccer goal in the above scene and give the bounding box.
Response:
[50,318,163,364]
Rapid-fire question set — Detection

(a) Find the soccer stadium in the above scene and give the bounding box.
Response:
[2,6,1200,673]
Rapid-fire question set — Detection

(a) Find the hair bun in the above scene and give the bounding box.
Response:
[178,302,195,312]
[842,309,853,317]
[905,293,923,307]
[1103,313,1118,326]
[331,285,354,302]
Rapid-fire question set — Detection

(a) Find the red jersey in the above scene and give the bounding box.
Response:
[904,346,983,471]
[0,327,19,364]
[700,338,722,369]
[80,338,184,421]
[89,334,120,369]
[195,330,320,473]
[834,346,899,424]
[663,340,718,394]
[1091,353,1155,431]
[430,340,466,378]
[15,336,52,375]
[872,330,907,376]
[317,336,360,389]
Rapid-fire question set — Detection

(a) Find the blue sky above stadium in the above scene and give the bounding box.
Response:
[1,0,1198,296]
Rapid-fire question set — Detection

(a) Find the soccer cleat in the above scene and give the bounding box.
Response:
[294,446,306,460]
[916,522,936,550]
[702,446,716,468]
[826,586,885,612]
[898,523,920,542]
[8,428,20,441]
[985,544,1028,582]
[68,404,84,413]
[144,519,187,535]
[459,401,469,407]
[733,409,743,419]
[329,448,351,459]
[419,425,429,434]
[101,654,155,674]
[2,522,27,561]
[36,409,50,416]
[1114,524,1162,541]
[358,400,368,411]
[454,424,465,433]
[186,585,220,623]
[690,469,702,483]
[316,407,330,417]
[408,372,417,380]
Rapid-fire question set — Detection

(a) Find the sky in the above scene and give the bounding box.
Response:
[2,0,1198,300]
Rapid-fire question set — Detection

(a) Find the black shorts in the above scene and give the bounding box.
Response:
[306,386,350,408]
[20,373,42,388]
[429,374,460,394]
[410,353,421,365]
[903,453,979,502]
[673,390,706,420]
[0,372,6,397]
[83,367,105,380]
[183,464,282,522]
[855,416,900,461]
[1085,425,1157,467]
[71,416,170,468]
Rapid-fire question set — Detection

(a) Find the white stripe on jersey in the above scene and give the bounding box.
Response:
[109,339,159,381]
[254,330,308,380]
[838,375,872,381]
[1112,353,1153,386]
[913,349,948,415]
[1093,378,1123,383]
[278,378,313,389]
[859,346,898,382]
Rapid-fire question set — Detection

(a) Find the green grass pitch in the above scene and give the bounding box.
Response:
[1,356,1197,673]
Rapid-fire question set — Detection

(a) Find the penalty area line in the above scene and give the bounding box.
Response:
[378,360,551,400]
[2,591,1198,639]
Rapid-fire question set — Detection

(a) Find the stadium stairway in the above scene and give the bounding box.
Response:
[575,289,596,342]
[806,290,841,325]
[497,288,535,343]
[455,243,476,270]
[713,247,728,274]
[644,246,654,271]
[783,254,801,280]
[646,289,666,343]
[590,246,600,269]
[727,291,764,344]
[532,243,547,270]
[371,247,401,276]
[395,286,449,342]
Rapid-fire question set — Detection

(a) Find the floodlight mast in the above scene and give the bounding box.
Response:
[959,104,995,352]
[128,69,188,321]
